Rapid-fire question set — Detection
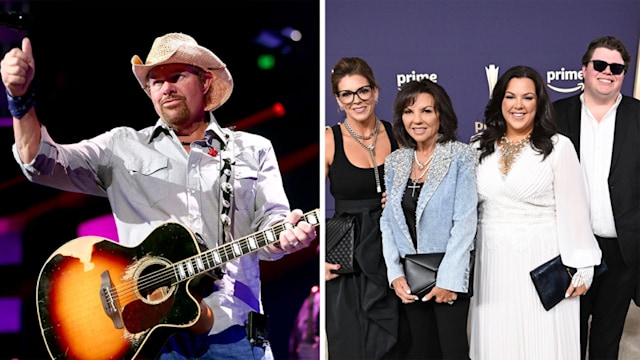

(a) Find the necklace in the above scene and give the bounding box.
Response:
[414,149,434,170]
[500,134,530,175]
[344,117,382,193]
[344,117,379,140]
[409,168,430,197]
[408,149,435,197]
[407,180,423,198]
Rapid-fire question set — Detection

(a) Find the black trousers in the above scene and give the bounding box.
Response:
[580,236,638,360]
[398,296,470,360]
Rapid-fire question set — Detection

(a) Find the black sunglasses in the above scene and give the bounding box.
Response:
[590,60,625,75]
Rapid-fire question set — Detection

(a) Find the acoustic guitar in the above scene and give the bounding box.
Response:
[36,209,320,359]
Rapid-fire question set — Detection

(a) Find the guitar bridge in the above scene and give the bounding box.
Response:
[100,270,124,329]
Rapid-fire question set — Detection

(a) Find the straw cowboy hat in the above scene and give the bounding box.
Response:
[131,32,233,111]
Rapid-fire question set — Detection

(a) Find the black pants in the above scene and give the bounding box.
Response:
[581,236,638,360]
[399,296,470,360]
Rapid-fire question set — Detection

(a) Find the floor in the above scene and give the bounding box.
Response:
[321,303,640,359]
[619,303,640,360]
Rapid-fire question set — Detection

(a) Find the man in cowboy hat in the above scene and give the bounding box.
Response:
[1,33,316,359]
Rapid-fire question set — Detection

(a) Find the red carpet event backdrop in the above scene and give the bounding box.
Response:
[325,0,640,215]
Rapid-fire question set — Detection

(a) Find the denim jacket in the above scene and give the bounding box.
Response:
[381,141,478,293]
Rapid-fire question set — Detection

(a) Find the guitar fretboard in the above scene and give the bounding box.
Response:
[171,209,320,283]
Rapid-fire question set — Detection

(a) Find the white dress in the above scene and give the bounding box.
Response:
[469,135,602,360]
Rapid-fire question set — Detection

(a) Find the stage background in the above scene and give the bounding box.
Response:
[0,1,319,359]
[325,0,640,217]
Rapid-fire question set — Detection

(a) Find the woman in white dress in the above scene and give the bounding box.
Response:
[469,65,603,360]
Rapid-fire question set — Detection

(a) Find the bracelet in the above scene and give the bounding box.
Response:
[6,87,35,119]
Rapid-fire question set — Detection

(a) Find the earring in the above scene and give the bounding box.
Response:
[339,106,345,112]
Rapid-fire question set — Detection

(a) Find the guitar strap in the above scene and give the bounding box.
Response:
[193,126,234,282]
[218,126,235,247]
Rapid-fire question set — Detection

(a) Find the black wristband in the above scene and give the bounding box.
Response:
[6,86,35,119]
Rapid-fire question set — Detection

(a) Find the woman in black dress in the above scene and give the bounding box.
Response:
[324,57,403,359]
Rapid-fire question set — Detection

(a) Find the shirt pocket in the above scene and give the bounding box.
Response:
[233,166,257,210]
[123,156,170,207]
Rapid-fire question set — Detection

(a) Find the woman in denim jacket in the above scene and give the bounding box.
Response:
[380,79,477,359]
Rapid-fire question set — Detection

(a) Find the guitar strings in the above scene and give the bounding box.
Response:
[111,229,278,302]
[110,211,319,303]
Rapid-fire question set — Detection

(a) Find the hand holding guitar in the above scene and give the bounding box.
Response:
[190,209,317,336]
[270,209,318,253]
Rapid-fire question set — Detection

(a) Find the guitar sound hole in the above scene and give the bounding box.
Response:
[136,259,176,305]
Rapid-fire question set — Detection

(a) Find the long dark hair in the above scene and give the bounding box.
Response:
[477,65,557,163]
[392,79,458,148]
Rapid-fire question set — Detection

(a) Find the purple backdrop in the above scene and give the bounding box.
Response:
[325,0,640,215]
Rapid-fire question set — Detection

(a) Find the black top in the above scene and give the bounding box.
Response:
[329,120,398,201]
[403,179,422,249]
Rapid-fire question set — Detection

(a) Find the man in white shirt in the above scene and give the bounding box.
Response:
[554,35,640,360]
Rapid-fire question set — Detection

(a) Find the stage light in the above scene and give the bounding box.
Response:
[0,297,21,333]
[0,117,12,127]
[77,213,118,241]
[230,102,285,130]
[257,54,276,70]
[281,27,302,42]
[255,26,302,50]
[0,11,32,30]
[255,30,283,49]
[0,218,22,265]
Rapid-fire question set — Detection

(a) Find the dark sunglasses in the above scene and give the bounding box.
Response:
[590,60,625,75]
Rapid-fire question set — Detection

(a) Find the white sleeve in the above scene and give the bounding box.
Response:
[552,135,602,268]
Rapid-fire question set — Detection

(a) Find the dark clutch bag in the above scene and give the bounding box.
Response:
[326,215,359,274]
[404,253,444,299]
[404,251,475,299]
[530,255,608,311]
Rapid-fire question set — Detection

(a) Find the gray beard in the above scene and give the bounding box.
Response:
[160,103,190,127]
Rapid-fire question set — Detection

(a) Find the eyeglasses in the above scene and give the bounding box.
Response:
[335,85,374,104]
[590,60,625,75]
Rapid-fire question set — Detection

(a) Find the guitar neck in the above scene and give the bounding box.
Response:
[171,209,320,283]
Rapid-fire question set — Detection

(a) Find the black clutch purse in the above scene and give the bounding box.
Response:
[404,251,475,299]
[326,215,359,274]
[530,255,608,311]
[404,253,444,299]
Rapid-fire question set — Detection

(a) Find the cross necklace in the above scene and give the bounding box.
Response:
[408,149,434,197]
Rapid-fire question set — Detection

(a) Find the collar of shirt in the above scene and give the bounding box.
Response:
[579,92,623,114]
[147,112,231,149]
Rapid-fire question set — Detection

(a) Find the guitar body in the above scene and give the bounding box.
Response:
[36,209,321,360]
[37,222,202,360]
